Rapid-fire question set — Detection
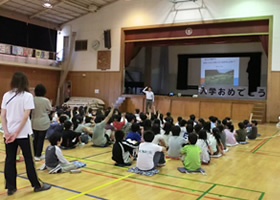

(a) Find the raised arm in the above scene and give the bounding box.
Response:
[103,105,114,124]
[142,86,148,93]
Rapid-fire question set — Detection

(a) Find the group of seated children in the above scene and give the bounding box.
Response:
[42,103,259,174]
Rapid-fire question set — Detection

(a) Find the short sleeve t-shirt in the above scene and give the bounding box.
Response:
[92,121,107,146]
[168,136,187,158]
[136,142,163,171]
[1,91,34,138]
[181,144,201,171]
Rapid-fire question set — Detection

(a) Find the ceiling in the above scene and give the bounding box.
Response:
[0,0,120,29]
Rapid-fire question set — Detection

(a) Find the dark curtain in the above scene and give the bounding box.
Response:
[125,42,142,68]
[176,55,188,89]
[246,53,262,94]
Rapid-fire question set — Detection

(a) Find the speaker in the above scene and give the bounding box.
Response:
[104,30,111,49]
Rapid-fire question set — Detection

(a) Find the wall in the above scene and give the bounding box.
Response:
[67,71,122,106]
[0,65,60,105]
[60,0,280,122]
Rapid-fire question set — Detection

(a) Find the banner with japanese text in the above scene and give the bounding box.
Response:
[198,86,266,99]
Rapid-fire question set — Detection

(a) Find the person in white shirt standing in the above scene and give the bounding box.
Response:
[142,86,154,113]
[1,72,51,196]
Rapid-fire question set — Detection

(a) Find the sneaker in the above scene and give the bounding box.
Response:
[7,189,17,196]
[34,183,51,192]
[223,148,229,153]
[78,142,85,147]
[34,157,41,161]
[40,155,45,160]
[157,163,166,167]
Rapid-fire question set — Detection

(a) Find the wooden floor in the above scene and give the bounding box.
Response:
[0,123,280,200]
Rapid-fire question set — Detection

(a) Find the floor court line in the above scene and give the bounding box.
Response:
[65,173,135,200]
[0,171,107,200]
[83,166,248,200]
[64,154,264,195]
[0,185,31,196]
[253,130,280,153]
[82,169,218,200]
[82,151,111,159]
[197,184,217,200]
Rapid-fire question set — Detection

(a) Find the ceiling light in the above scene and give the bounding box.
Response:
[43,0,53,8]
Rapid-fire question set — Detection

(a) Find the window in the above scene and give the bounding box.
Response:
[75,40,88,51]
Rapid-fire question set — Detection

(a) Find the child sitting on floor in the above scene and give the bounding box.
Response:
[180,133,201,171]
[224,122,238,146]
[61,121,82,149]
[112,130,138,167]
[136,131,166,171]
[168,126,187,159]
[235,122,247,143]
[45,132,77,173]
[247,120,258,140]
[196,130,213,164]
[211,128,224,156]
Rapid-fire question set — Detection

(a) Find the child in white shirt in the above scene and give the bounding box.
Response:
[136,131,166,171]
[196,130,213,164]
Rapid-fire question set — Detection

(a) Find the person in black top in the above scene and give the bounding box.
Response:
[112,130,138,167]
[60,121,81,149]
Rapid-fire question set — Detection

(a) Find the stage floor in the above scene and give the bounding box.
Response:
[0,123,279,200]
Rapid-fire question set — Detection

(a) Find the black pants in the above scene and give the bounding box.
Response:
[33,130,47,157]
[5,136,41,190]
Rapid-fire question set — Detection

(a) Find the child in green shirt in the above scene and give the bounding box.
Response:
[180,133,201,171]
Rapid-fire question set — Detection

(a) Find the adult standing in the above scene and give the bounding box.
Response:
[1,72,51,196]
[142,86,154,113]
[31,84,52,161]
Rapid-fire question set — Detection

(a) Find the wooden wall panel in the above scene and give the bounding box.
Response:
[67,71,122,107]
[231,103,254,121]
[0,65,60,105]
[184,101,200,119]
[200,102,231,120]
[154,97,171,115]
[267,72,280,122]
[171,100,200,119]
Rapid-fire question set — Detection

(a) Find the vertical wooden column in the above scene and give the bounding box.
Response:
[144,47,152,87]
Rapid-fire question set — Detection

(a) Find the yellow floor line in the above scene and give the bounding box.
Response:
[65,173,135,200]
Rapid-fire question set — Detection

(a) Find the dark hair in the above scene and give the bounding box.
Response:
[153,119,161,126]
[179,119,187,127]
[140,112,147,121]
[238,122,245,129]
[243,120,249,125]
[113,114,121,122]
[190,114,196,121]
[95,114,105,123]
[226,122,234,132]
[135,109,140,114]
[126,113,135,123]
[131,123,140,132]
[59,116,67,124]
[252,120,258,126]
[10,72,29,93]
[143,130,155,142]
[222,119,228,126]
[115,130,124,142]
[85,116,93,124]
[203,122,211,133]
[151,124,160,135]
[76,116,83,124]
[194,124,202,134]
[163,122,172,135]
[34,84,46,97]
[209,116,217,123]
[198,130,207,140]
[188,133,198,145]
[212,127,221,144]
[49,132,62,146]
[166,112,171,117]
[64,120,72,130]
[186,124,193,133]
[177,116,182,123]
[217,124,224,132]
[171,126,181,136]
[143,119,152,131]
[198,118,205,125]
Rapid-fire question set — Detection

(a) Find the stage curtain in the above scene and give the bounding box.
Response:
[125,42,142,68]
[247,53,262,94]
[177,55,188,90]
[259,35,268,56]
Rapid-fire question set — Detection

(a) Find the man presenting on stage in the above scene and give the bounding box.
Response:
[142,86,154,113]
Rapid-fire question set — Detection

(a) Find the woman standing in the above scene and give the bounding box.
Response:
[32,84,52,161]
[1,72,51,196]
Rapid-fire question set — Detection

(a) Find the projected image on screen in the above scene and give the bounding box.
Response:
[201,57,239,86]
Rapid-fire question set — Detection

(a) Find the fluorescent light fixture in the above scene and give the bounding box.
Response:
[43,0,53,8]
